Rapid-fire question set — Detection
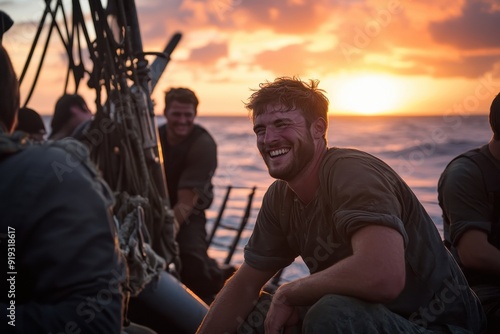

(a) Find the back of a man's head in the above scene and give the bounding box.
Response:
[0,11,14,43]
[164,87,199,114]
[16,107,46,136]
[490,93,500,141]
[50,94,88,137]
[0,45,19,133]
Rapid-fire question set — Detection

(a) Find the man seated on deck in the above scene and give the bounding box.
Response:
[48,93,93,140]
[157,87,235,304]
[438,93,500,334]
[196,76,486,333]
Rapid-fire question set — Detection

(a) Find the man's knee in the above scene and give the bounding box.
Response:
[304,295,360,324]
[303,294,386,332]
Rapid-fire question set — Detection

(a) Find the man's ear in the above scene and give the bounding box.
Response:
[312,117,327,139]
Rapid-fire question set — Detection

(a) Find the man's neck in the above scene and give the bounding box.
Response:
[287,146,328,205]
[166,127,187,146]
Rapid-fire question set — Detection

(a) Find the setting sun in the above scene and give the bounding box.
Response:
[331,74,405,116]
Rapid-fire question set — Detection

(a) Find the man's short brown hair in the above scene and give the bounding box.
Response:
[0,45,19,132]
[164,87,199,115]
[245,76,329,126]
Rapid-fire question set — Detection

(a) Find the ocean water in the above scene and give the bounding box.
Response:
[43,114,492,283]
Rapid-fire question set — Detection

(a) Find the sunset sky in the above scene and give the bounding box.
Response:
[2,0,500,116]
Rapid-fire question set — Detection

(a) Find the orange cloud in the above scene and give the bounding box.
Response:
[188,42,228,64]
[429,1,500,49]
[4,0,500,116]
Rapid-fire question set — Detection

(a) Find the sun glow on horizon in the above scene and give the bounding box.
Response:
[331,74,406,116]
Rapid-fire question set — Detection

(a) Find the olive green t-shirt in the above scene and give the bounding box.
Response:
[245,148,485,331]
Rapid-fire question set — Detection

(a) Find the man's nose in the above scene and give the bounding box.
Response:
[263,127,279,144]
[178,114,190,122]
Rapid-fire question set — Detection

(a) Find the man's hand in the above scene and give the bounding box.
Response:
[173,188,198,227]
[265,285,300,334]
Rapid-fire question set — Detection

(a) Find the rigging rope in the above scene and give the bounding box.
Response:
[19,0,180,296]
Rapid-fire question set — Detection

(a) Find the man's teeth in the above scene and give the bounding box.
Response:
[270,149,289,157]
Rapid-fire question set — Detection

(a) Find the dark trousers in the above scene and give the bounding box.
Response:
[237,293,480,334]
[176,212,224,300]
[127,271,208,334]
[473,284,500,334]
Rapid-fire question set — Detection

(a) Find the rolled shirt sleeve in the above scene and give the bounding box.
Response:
[438,156,493,246]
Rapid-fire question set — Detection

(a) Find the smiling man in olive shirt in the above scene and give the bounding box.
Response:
[197,77,486,334]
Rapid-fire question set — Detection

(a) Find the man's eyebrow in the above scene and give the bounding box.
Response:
[253,115,295,128]
[253,124,264,132]
[276,118,293,124]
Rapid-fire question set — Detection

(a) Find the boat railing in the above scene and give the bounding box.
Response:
[207,185,257,265]
[206,184,288,290]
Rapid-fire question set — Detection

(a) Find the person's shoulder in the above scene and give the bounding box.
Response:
[479,144,500,170]
[321,147,399,187]
[449,145,500,183]
[268,179,287,190]
[322,147,375,166]
[263,180,289,200]
[20,138,99,179]
[194,124,213,136]
[12,138,78,164]
[441,149,483,186]
[1,139,92,187]
[40,138,92,163]
[446,148,483,173]
[193,124,216,144]
[327,147,375,158]
[29,139,113,203]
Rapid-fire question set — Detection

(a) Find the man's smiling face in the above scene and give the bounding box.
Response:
[253,104,315,181]
[165,100,196,142]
